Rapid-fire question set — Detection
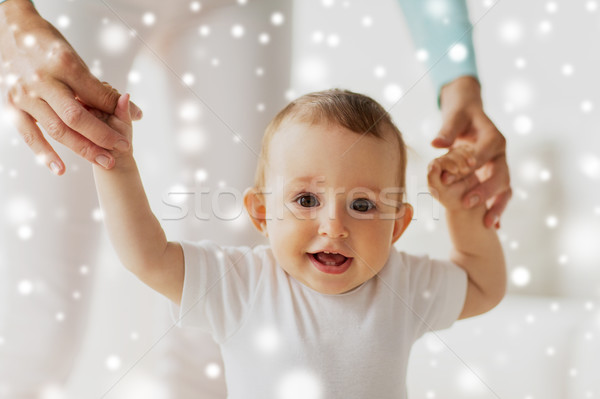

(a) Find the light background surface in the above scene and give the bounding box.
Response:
[1,0,599,397]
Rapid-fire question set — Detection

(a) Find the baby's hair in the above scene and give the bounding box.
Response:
[254,88,407,196]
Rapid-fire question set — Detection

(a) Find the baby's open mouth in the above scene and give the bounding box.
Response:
[311,251,349,267]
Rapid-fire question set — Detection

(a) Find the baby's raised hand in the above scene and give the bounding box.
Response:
[428,146,480,211]
[88,93,133,161]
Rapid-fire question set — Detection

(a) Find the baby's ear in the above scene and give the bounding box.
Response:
[243,187,268,236]
[391,203,413,244]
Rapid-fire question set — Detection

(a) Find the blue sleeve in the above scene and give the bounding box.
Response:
[397,0,479,104]
[0,0,34,4]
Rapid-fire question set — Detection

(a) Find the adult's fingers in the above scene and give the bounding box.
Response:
[462,155,511,210]
[484,189,512,228]
[15,95,117,170]
[9,104,65,175]
[129,100,143,121]
[432,109,470,148]
[65,71,120,114]
[66,72,143,120]
[39,82,130,152]
[469,115,507,170]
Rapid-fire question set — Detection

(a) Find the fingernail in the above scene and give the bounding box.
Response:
[468,194,480,208]
[95,155,111,169]
[444,174,456,184]
[114,140,129,152]
[50,162,61,175]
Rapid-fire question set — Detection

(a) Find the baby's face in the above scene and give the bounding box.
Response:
[260,122,411,295]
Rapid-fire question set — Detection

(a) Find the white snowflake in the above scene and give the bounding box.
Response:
[277,369,323,399]
[383,84,403,103]
[513,115,533,135]
[190,1,202,12]
[538,20,552,34]
[581,100,594,113]
[312,31,324,43]
[182,73,195,86]
[546,215,558,228]
[99,23,130,54]
[326,34,340,47]
[561,64,574,76]
[448,43,468,62]
[195,169,208,182]
[179,102,201,121]
[271,12,285,26]
[361,15,373,27]
[545,2,558,13]
[17,225,33,240]
[373,65,386,78]
[105,355,122,371]
[511,266,531,287]
[18,279,34,295]
[416,49,429,62]
[142,12,156,26]
[499,20,523,44]
[57,15,70,29]
[231,24,245,38]
[205,362,222,379]
[255,325,281,354]
[258,32,270,44]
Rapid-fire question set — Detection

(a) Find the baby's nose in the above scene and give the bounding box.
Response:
[317,212,349,239]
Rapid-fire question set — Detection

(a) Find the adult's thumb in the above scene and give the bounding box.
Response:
[432,111,470,148]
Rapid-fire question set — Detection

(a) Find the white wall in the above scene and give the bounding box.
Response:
[1,0,599,397]
[291,0,600,298]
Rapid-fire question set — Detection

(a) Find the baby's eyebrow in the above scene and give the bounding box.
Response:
[288,176,321,184]
[284,180,386,195]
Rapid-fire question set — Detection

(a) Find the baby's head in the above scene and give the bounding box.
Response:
[243,89,413,294]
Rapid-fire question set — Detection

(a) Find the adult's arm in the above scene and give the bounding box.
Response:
[398,0,511,228]
[0,0,142,175]
[397,0,478,100]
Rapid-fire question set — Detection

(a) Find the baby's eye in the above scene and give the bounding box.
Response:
[296,194,320,208]
[350,198,375,212]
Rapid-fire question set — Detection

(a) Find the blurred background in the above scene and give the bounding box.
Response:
[1,0,599,398]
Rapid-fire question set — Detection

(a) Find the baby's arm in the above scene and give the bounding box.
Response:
[92,95,184,305]
[428,146,506,319]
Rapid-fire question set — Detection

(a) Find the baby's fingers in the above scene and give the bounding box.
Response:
[438,146,476,184]
[427,159,444,191]
[113,94,132,124]
[87,95,132,143]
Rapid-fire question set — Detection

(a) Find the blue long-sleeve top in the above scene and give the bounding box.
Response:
[399,0,479,103]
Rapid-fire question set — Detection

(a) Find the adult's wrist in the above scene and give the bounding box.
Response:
[0,0,36,23]
[439,75,482,112]
[0,0,33,6]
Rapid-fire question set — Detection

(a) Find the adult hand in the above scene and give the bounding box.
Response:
[0,0,142,175]
[433,76,511,229]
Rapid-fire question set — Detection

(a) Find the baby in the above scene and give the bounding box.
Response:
[93,89,506,398]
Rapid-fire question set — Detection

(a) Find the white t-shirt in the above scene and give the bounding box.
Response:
[173,240,467,399]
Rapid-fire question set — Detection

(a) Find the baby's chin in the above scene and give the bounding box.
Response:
[296,272,364,295]
[309,280,364,295]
